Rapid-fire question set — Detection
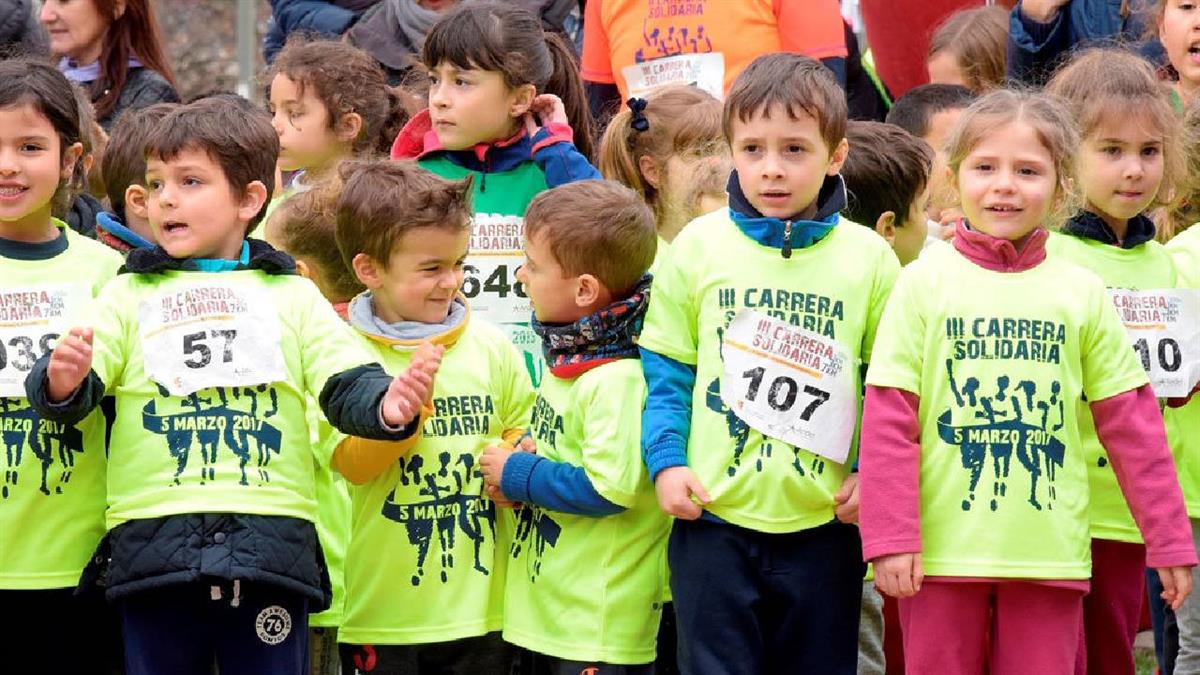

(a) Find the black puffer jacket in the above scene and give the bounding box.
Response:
[97,67,180,131]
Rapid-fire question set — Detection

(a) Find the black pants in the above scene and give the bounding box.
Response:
[119,580,310,675]
[0,587,123,675]
[668,518,865,675]
[340,632,514,674]
[519,651,655,675]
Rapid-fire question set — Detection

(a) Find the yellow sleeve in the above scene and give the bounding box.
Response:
[332,402,432,485]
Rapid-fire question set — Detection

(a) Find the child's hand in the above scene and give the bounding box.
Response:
[834,474,860,524]
[486,484,519,509]
[523,94,568,136]
[380,369,433,429]
[47,327,94,403]
[479,445,512,488]
[874,553,924,599]
[1158,566,1195,610]
[654,466,711,520]
[515,433,537,454]
[410,342,445,379]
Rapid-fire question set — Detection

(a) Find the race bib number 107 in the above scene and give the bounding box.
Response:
[1109,288,1200,398]
[139,283,287,397]
[0,284,82,397]
[720,310,858,463]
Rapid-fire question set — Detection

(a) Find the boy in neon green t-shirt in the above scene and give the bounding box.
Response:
[638,54,899,674]
[479,180,669,672]
[26,98,435,675]
[330,161,536,673]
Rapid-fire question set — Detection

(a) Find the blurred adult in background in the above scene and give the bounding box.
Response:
[0,0,49,58]
[263,0,381,64]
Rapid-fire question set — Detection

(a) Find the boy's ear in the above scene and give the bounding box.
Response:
[238,180,270,225]
[638,155,662,190]
[335,112,364,145]
[510,83,537,118]
[81,153,95,177]
[826,137,850,176]
[574,273,604,308]
[59,142,83,180]
[125,185,150,219]
[874,211,897,246]
[294,258,312,280]
[351,252,383,289]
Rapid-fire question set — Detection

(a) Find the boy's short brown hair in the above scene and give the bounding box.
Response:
[271,181,366,301]
[101,102,178,220]
[524,181,656,297]
[145,97,279,231]
[723,53,847,152]
[335,160,473,270]
[842,121,934,229]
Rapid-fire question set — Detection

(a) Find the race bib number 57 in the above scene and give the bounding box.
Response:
[0,284,83,397]
[1109,288,1200,398]
[139,283,287,396]
[721,310,857,463]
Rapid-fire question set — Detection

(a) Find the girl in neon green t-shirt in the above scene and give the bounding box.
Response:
[860,88,1196,675]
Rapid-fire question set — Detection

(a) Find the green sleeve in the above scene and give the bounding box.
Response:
[294,281,376,398]
[863,267,926,395]
[499,337,537,433]
[86,278,130,389]
[639,239,699,365]
[861,246,901,365]
[1081,280,1150,402]
[577,364,647,509]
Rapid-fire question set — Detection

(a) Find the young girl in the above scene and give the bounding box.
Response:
[390,0,601,387]
[1158,0,1200,111]
[858,88,1196,675]
[926,6,1009,93]
[1042,47,1184,675]
[597,85,729,247]
[267,37,408,192]
[0,58,124,675]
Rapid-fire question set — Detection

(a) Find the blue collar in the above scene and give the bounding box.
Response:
[97,212,154,250]
[1062,211,1157,249]
[440,134,535,174]
[191,241,252,272]
[726,170,846,258]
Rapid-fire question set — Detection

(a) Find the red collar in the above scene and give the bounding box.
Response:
[952,219,1048,272]
[390,108,526,161]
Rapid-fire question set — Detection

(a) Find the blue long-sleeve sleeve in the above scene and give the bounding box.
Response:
[501,451,624,517]
[1006,2,1071,86]
[530,124,602,187]
[640,347,695,482]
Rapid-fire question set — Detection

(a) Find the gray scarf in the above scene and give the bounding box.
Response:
[349,0,446,72]
[349,292,468,342]
[385,0,442,56]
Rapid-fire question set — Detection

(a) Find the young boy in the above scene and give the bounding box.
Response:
[25,97,434,675]
[478,180,667,674]
[96,102,177,255]
[639,53,900,674]
[842,120,934,266]
[332,160,536,674]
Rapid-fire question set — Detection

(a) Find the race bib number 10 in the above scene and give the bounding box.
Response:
[720,310,857,463]
[0,284,83,397]
[139,283,287,396]
[1109,288,1200,398]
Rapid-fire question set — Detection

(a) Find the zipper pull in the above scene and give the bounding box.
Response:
[782,220,793,259]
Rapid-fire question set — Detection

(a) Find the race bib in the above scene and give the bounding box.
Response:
[0,284,83,397]
[720,310,857,463]
[465,213,532,326]
[139,283,287,396]
[622,52,725,101]
[1109,288,1200,398]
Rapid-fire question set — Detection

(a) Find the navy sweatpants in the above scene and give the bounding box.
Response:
[668,518,864,675]
[120,580,310,675]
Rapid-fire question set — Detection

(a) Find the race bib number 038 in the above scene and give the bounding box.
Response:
[1109,288,1200,398]
[720,310,857,463]
[467,214,532,325]
[0,284,83,397]
[139,283,287,396]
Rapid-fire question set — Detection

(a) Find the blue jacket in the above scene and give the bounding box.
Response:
[1008,0,1165,86]
[263,0,366,63]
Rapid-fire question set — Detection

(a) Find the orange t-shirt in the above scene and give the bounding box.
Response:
[581,0,847,101]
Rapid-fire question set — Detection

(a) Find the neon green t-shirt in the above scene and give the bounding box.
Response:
[1046,232,1178,543]
[84,271,374,529]
[339,316,534,645]
[638,210,899,533]
[503,359,669,664]
[308,404,350,628]
[866,242,1149,578]
[0,225,122,589]
[1166,225,1200,517]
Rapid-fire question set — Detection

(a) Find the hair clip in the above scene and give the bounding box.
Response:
[627,97,650,132]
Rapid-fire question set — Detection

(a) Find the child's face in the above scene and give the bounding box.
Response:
[927,51,968,89]
[1160,0,1200,94]
[427,62,528,151]
[145,147,265,260]
[730,105,847,220]
[516,231,583,324]
[365,226,468,324]
[893,182,932,266]
[657,151,732,239]
[0,104,79,234]
[954,121,1058,241]
[269,74,343,174]
[1078,117,1164,228]
[923,107,965,220]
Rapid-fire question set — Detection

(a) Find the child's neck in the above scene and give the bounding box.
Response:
[0,208,60,244]
[1089,205,1130,245]
[1177,79,1197,109]
[125,213,155,242]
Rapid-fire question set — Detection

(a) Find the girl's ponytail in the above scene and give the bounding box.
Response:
[597,108,646,200]
[542,30,595,161]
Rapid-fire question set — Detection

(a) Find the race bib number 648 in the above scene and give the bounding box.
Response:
[720,310,858,463]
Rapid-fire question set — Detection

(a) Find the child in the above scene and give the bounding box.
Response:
[267,37,407,193]
[1158,0,1200,110]
[331,161,535,674]
[390,0,602,386]
[927,6,1009,92]
[25,96,436,675]
[96,102,177,255]
[0,58,124,675]
[54,83,102,238]
[1043,47,1185,675]
[477,179,667,673]
[597,85,729,244]
[639,53,901,674]
[858,88,1196,675]
[843,120,934,266]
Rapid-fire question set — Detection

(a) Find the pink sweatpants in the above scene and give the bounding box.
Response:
[1076,538,1147,675]
[898,579,1085,675]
